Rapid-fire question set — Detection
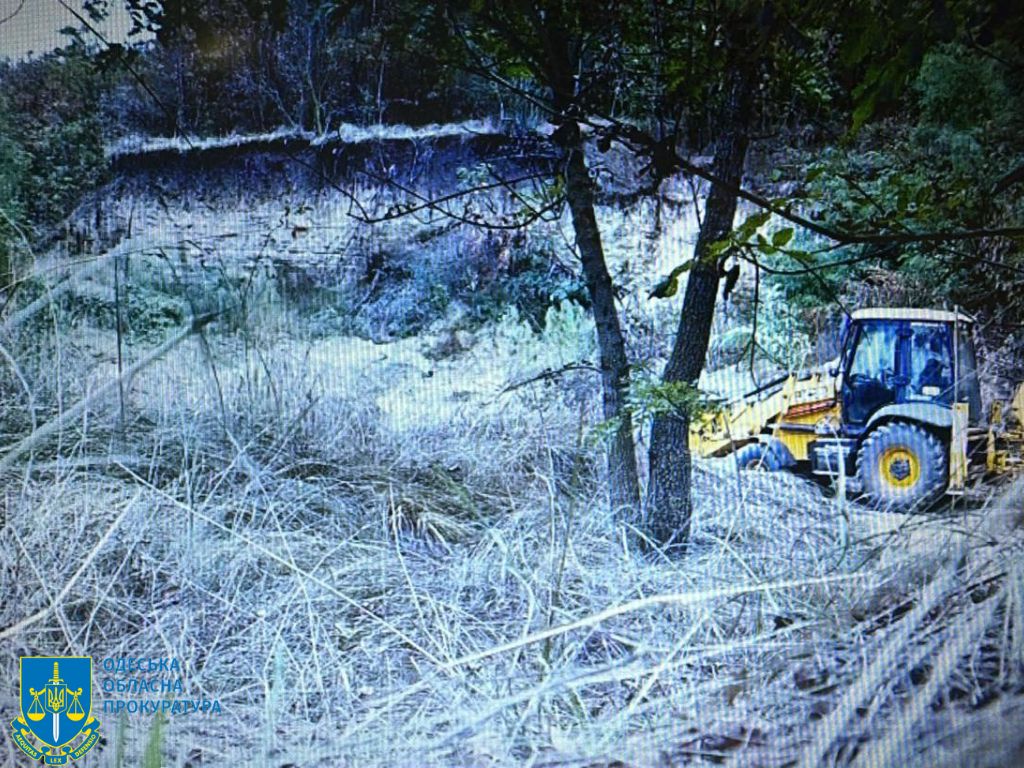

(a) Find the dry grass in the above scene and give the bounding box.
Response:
[2,211,1023,768]
[2,306,1021,768]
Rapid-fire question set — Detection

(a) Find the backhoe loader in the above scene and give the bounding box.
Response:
[691,308,1024,510]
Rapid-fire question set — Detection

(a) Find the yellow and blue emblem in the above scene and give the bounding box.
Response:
[11,657,101,765]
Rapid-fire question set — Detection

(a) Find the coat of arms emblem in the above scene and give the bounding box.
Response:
[11,657,101,764]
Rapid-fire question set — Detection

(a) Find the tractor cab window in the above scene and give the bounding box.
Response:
[849,322,899,379]
[956,323,983,424]
[843,321,899,425]
[908,323,953,403]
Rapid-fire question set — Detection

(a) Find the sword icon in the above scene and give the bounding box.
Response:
[43,662,67,746]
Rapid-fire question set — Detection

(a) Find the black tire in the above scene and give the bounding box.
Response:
[734,442,782,472]
[857,422,947,511]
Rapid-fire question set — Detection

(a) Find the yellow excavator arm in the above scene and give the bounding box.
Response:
[691,370,839,462]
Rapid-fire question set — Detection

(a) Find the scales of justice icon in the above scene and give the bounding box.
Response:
[25,661,86,746]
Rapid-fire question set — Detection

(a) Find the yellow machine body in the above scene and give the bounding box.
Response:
[691,371,839,462]
[987,383,1024,476]
[690,308,1024,506]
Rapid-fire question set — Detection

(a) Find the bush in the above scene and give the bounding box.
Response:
[491,300,596,372]
[286,229,588,342]
[0,46,109,259]
[467,241,588,332]
[0,92,29,285]
[63,287,188,341]
[913,44,1018,132]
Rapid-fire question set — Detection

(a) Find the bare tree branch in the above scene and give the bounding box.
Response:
[356,168,563,230]
[0,0,25,28]
[354,170,554,224]
[613,122,1024,246]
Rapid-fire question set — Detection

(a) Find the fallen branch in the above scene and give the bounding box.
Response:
[0,247,127,334]
[1,260,104,334]
[19,454,149,473]
[0,314,217,475]
[851,592,1001,768]
[440,572,864,674]
[499,361,602,394]
[339,573,864,746]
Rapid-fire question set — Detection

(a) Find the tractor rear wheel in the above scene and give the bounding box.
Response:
[857,422,947,511]
[734,443,782,472]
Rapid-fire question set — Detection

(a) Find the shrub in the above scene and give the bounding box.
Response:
[467,241,588,332]
[0,46,109,231]
[913,44,1018,132]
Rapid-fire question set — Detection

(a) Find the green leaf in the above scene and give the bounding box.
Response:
[805,166,825,183]
[772,228,794,248]
[735,211,772,243]
[708,238,733,257]
[651,276,679,299]
[755,233,777,255]
[649,262,693,299]
[850,91,878,135]
[743,211,771,230]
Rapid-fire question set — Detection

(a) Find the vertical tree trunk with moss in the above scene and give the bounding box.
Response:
[645,68,753,550]
[0,243,10,291]
[563,132,642,514]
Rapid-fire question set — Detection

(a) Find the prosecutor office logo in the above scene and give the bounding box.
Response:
[11,657,101,765]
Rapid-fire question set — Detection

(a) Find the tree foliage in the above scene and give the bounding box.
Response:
[0,45,111,283]
[762,36,1024,326]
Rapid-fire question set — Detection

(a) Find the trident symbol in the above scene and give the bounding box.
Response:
[28,662,82,747]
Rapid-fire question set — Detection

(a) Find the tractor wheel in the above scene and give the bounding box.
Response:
[734,443,782,472]
[857,422,947,511]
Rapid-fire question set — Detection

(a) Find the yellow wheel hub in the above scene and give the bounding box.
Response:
[879,446,921,489]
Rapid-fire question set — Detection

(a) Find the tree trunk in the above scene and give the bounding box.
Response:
[563,137,641,515]
[645,68,753,551]
[0,243,10,291]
